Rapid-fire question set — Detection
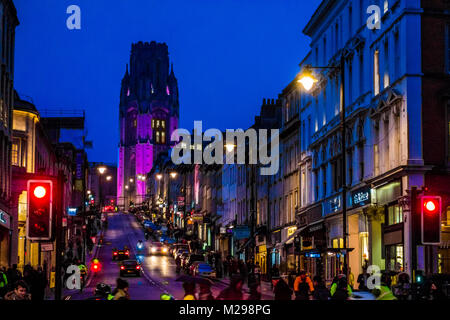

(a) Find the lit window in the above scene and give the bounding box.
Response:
[133,119,137,127]
[384,0,389,14]
[11,141,18,166]
[156,131,160,143]
[374,50,380,95]
[161,132,165,144]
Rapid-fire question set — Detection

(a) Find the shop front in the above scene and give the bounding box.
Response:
[371,180,403,273]
[0,209,12,267]
[271,229,281,270]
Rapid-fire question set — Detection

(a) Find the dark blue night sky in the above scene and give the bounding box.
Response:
[13,0,320,164]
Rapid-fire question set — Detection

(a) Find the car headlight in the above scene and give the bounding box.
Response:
[162,247,168,253]
[151,247,156,253]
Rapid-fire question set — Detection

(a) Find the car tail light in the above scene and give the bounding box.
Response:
[136,265,140,270]
[126,251,129,255]
[120,266,125,270]
[113,252,118,255]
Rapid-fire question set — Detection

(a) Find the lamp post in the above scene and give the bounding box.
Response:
[97,165,107,210]
[298,53,348,276]
[167,171,177,223]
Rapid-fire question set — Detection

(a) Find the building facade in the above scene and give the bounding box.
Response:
[117,41,180,207]
[0,0,18,268]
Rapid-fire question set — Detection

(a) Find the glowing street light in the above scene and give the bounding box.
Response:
[97,166,107,175]
[297,67,318,92]
[125,185,129,190]
[130,178,134,183]
[170,172,177,179]
[156,174,163,180]
[106,176,112,181]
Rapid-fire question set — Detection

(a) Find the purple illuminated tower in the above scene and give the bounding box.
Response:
[117,41,179,206]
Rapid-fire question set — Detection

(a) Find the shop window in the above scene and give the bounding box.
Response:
[387,204,403,226]
[332,238,344,249]
[386,244,403,272]
[360,232,369,266]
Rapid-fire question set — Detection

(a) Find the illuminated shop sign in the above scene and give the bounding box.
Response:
[351,186,372,208]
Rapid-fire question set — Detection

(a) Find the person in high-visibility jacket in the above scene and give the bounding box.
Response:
[294,271,314,300]
[373,273,397,300]
[330,275,353,297]
[0,268,8,297]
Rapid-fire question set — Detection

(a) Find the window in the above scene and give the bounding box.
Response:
[394,32,400,80]
[133,119,137,127]
[11,140,18,166]
[152,118,166,144]
[332,238,344,249]
[331,158,342,192]
[322,166,327,197]
[359,144,364,181]
[348,149,353,184]
[386,245,403,272]
[374,50,380,95]
[384,41,390,89]
[387,204,403,226]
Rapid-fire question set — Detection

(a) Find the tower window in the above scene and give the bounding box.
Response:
[152,118,167,144]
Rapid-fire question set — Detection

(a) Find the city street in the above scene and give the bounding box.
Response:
[66,212,273,300]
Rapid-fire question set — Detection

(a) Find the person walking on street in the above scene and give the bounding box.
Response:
[254,262,261,283]
[0,267,8,298]
[373,273,397,300]
[4,280,31,300]
[216,275,244,300]
[312,275,329,300]
[330,275,352,300]
[294,270,314,300]
[247,282,261,300]
[182,281,197,300]
[357,265,369,291]
[274,278,292,300]
[6,264,21,291]
[198,282,214,300]
[112,278,130,300]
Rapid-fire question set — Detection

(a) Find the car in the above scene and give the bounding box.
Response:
[191,262,216,277]
[180,252,190,269]
[171,243,189,256]
[119,259,141,277]
[185,254,205,269]
[149,242,169,255]
[112,248,130,261]
[174,248,189,260]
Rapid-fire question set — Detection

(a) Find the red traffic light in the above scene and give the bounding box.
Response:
[421,196,442,244]
[423,199,438,214]
[27,180,53,240]
[33,186,47,198]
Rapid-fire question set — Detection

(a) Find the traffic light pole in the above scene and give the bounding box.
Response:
[55,170,65,301]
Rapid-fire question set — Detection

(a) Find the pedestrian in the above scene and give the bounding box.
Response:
[274,278,292,300]
[348,267,355,290]
[182,281,197,300]
[247,282,261,300]
[312,275,329,300]
[6,264,22,291]
[112,278,130,300]
[32,266,47,301]
[330,275,351,300]
[4,280,31,300]
[254,262,261,283]
[215,253,223,278]
[223,258,229,278]
[0,266,8,298]
[393,272,411,300]
[357,265,369,291]
[198,282,214,300]
[216,275,244,300]
[373,273,397,300]
[294,270,314,300]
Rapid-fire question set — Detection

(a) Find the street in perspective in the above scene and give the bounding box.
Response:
[0,0,450,305]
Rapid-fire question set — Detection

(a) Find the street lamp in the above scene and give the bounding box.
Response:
[106,176,112,181]
[130,178,134,183]
[298,55,349,277]
[156,174,163,180]
[97,165,107,208]
[225,143,236,153]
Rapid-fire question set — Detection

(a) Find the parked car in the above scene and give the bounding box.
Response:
[174,248,189,260]
[180,252,190,269]
[185,254,205,270]
[171,244,189,257]
[119,259,141,277]
[191,262,216,277]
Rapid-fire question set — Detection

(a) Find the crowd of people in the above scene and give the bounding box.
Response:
[0,264,48,300]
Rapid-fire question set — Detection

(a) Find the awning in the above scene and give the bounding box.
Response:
[440,240,450,249]
[237,237,254,253]
[276,226,307,248]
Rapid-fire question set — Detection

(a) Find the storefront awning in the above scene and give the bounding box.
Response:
[275,226,307,248]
